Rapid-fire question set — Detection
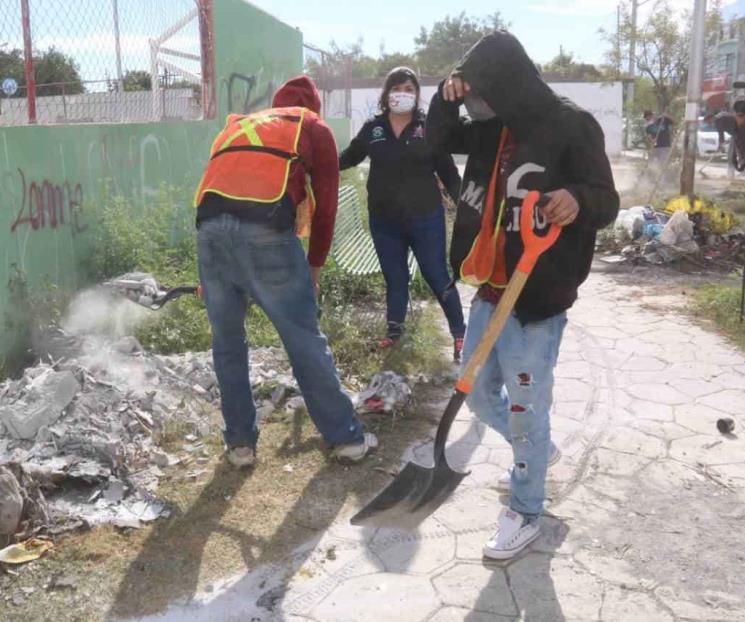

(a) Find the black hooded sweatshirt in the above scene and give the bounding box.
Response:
[426,32,619,323]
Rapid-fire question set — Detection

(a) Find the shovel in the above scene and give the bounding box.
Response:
[350,191,562,529]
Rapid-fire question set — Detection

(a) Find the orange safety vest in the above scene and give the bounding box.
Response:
[459,128,510,288]
[193,106,316,237]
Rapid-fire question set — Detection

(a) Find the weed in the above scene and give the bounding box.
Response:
[690,278,745,352]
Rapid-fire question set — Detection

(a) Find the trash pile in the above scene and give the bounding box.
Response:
[602,196,744,270]
[355,371,412,414]
[0,329,297,540]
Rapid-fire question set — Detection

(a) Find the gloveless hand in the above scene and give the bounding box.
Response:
[443,73,471,102]
[541,190,580,227]
[310,266,321,298]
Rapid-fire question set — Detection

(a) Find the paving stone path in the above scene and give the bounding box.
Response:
[139,271,745,622]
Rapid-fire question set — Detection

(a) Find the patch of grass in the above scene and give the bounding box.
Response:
[690,278,745,351]
[321,303,451,381]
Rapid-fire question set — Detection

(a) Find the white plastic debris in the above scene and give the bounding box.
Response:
[356,371,412,414]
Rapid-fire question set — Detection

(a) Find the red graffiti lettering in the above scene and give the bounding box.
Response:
[10,169,87,235]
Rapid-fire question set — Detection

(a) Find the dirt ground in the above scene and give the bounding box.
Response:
[0,374,453,621]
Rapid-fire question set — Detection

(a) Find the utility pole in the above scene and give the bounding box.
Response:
[617,5,622,77]
[625,0,652,148]
[626,0,638,148]
[681,0,708,196]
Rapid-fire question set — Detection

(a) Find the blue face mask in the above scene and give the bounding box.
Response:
[464,93,497,121]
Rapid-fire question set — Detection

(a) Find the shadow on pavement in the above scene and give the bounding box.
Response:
[467,515,569,622]
[108,397,459,620]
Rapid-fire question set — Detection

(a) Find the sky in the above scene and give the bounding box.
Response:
[251,0,745,67]
[3,0,745,86]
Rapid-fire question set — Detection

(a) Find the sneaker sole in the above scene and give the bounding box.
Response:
[227,457,256,468]
[334,445,378,465]
[482,528,540,560]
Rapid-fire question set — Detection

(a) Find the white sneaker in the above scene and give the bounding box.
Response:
[497,444,562,492]
[331,433,378,463]
[483,508,540,560]
[226,446,256,468]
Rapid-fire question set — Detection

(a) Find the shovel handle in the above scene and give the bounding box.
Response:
[455,192,562,394]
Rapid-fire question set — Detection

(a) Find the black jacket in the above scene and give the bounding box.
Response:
[426,31,619,322]
[339,111,461,221]
[715,112,745,171]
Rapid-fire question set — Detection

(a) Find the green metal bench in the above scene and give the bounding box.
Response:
[332,185,418,276]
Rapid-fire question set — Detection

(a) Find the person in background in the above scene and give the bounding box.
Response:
[339,67,466,361]
[427,31,618,560]
[194,75,377,468]
[715,99,745,172]
[643,110,674,172]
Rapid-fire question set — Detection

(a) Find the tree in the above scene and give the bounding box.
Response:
[305,39,380,86]
[414,12,509,76]
[34,48,84,95]
[600,0,723,113]
[376,52,418,77]
[0,49,25,96]
[122,69,152,92]
[0,47,84,96]
[541,47,602,81]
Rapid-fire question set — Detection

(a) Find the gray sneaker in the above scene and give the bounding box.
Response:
[331,433,379,463]
[226,446,256,468]
[497,444,562,492]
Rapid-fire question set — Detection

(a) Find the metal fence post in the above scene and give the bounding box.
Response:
[20,0,37,124]
[198,0,216,119]
[112,0,125,121]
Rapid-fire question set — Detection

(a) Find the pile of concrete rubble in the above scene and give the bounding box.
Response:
[0,329,297,540]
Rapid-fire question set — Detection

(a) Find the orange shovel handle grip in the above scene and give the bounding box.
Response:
[516,191,562,274]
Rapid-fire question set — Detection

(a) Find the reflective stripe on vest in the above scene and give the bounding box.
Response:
[193,106,312,207]
[459,128,510,288]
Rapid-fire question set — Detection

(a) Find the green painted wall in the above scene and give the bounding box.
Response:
[0,0,303,372]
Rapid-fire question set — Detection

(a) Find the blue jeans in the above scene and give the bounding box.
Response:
[461,298,567,519]
[369,208,465,339]
[197,214,364,449]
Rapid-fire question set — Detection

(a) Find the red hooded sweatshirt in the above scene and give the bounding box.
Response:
[197,76,339,267]
[272,76,339,267]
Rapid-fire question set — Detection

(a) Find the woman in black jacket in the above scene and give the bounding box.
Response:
[339,67,466,361]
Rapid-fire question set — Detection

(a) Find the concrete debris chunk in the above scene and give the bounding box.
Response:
[0,327,293,536]
[0,466,23,536]
[0,370,80,440]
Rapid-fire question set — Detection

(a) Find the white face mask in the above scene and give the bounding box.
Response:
[388,91,416,114]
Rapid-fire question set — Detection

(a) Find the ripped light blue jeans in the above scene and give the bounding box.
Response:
[461,297,567,519]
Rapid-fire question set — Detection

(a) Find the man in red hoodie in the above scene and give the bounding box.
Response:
[194,76,378,467]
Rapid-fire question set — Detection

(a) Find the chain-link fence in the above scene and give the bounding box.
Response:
[0,0,215,126]
[303,42,351,118]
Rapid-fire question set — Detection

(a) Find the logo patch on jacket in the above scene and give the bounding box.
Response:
[372,126,385,139]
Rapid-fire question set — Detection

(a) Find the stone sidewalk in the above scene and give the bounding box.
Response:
[139,271,745,622]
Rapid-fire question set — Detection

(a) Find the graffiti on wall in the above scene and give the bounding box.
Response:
[225,71,277,114]
[8,169,87,235]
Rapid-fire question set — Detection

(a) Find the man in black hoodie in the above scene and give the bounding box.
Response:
[427,31,619,560]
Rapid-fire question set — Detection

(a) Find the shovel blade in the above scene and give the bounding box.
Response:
[350,459,468,530]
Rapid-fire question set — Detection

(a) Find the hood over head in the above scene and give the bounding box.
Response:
[272,75,322,114]
[455,31,558,137]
